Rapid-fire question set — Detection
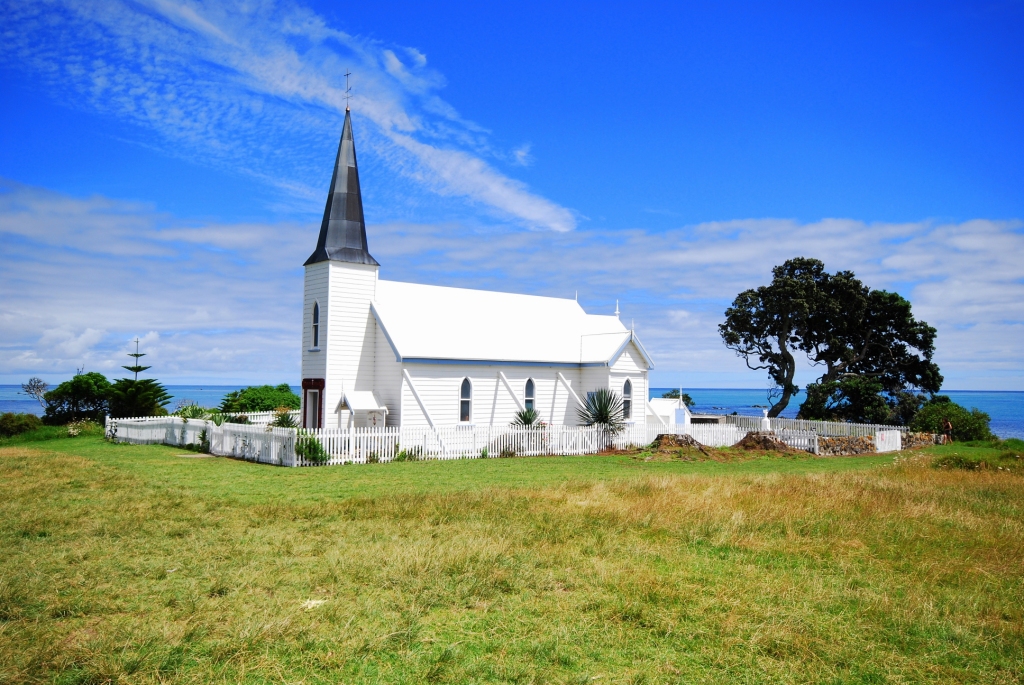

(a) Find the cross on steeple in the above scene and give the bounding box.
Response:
[344,70,352,111]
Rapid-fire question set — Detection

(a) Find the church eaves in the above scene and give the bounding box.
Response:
[304,109,379,266]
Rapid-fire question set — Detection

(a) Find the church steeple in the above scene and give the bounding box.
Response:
[304,109,379,266]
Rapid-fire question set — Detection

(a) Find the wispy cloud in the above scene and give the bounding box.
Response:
[366,217,1024,389]
[0,0,575,231]
[2,179,1021,389]
[0,179,307,382]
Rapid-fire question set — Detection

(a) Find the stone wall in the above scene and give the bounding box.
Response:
[817,435,876,456]
[903,432,941,449]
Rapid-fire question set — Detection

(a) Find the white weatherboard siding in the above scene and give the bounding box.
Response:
[323,262,378,429]
[301,262,329,382]
[400,365,589,429]
[374,318,403,426]
[550,373,583,426]
[303,273,654,429]
[610,342,649,422]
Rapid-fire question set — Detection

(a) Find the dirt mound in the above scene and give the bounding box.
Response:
[652,433,710,456]
[736,431,794,452]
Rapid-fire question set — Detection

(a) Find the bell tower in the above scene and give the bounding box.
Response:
[300,106,379,429]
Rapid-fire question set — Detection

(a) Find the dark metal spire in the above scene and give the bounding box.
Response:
[304,109,379,266]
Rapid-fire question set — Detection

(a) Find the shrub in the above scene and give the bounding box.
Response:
[66,420,92,437]
[0,425,72,443]
[270,408,297,428]
[225,414,251,425]
[480,447,489,459]
[295,433,328,464]
[499,447,516,459]
[800,378,922,425]
[932,451,1022,472]
[932,454,983,470]
[394,447,422,462]
[220,385,300,413]
[43,372,110,425]
[173,402,210,420]
[661,389,695,406]
[911,396,993,441]
[0,413,43,437]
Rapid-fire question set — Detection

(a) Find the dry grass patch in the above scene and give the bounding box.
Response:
[0,441,1022,683]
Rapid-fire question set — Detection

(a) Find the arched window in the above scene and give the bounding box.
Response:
[623,379,632,420]
[524,378,535,411]
[311,302,320,348]
[460,378,472,422]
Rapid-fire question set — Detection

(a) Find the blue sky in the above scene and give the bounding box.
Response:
[1,0,1022,391]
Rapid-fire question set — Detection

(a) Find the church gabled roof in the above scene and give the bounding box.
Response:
[370,280,655,368]
[304,109,379,266]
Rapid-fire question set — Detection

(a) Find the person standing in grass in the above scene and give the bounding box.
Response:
[942,417,954,444]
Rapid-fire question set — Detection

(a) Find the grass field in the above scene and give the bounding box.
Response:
[1,430,1022,683]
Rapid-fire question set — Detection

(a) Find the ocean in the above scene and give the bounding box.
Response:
[1,384,1021,439]
[0,385,300,418]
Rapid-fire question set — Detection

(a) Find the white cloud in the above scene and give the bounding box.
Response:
[1,179,1019,389]
[512,143,533,166]
[0,0,574,231]
[366,217,1024,390]
[0,180,307,382]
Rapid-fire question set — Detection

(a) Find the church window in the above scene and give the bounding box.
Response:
[460,378,472,422]
[311,302,320,348]
[623,379,632,420]
[524,379,535,411]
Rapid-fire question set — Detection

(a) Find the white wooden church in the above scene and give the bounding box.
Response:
[300,109,662,431]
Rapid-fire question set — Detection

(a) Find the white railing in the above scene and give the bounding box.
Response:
[776,429,820,454]
[723,414,908,437]
[221,410,300,426]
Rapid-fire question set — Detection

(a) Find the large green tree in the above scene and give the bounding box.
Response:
[107,378,172,418]
[220,384,300,413]
[43,372,111,425]
[719,258,942,419]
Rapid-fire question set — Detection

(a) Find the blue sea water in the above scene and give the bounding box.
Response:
[1,384,1021,439]
[0,385,301,417]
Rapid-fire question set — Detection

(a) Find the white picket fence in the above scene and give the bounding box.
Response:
[106,414,905,467]
[723,414,908,438]
[222,410,300,426]
[106,416,298,466]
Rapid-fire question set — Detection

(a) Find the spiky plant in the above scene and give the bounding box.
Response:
[173,402,209,420]
[270,408,297,428]
[576,388,626,433]
[512,408,539,426]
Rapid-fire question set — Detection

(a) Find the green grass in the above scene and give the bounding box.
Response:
[1,435,1022,683]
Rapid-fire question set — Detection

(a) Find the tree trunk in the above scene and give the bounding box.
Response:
[768,342,798,418]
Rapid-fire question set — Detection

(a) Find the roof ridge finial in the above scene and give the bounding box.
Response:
[614,300,620,319]
[344,69,352,112]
